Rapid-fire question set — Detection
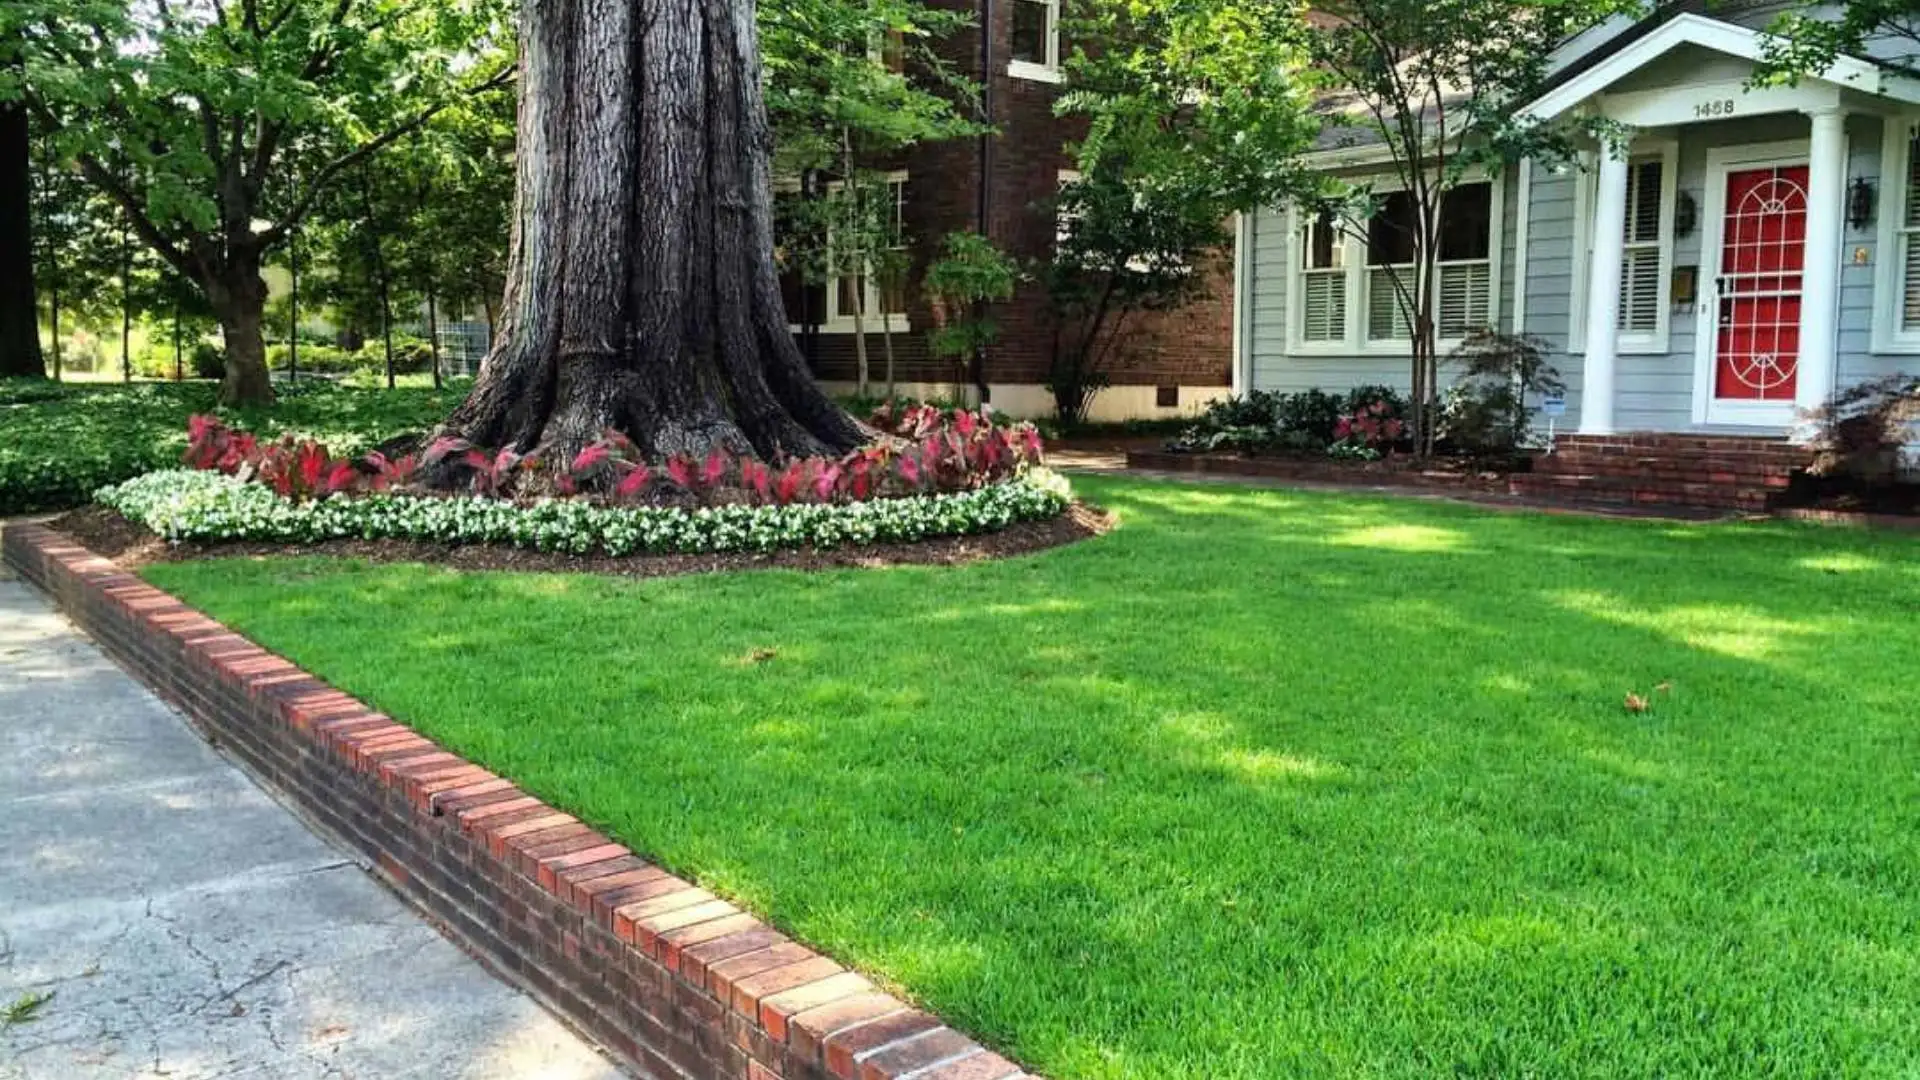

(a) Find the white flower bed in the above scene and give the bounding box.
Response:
[96,469,1074,556]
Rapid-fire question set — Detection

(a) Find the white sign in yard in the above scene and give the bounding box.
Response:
[1541,394,1567,418]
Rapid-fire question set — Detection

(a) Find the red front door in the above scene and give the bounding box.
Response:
[1713,164,1809,402]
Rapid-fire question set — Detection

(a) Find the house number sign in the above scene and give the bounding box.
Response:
[1694,98,1737,119]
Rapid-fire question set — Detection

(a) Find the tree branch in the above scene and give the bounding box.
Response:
[261,62,516,243]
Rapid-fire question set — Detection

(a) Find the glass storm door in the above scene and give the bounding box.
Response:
[1711,164,1808,420]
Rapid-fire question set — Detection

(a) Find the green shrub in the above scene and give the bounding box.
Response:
[1437,332,1562,456]
[1168,388,1356,454]
[0,381,462,515]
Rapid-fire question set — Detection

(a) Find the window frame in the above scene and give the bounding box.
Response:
[1283,168,1505,356]
[1567,138,1679,356]
[778,171,912,335]
[1873,112,1920,355]
[1008,0,1062,84]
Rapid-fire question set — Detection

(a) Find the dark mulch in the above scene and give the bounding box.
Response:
[1777,472,1920,517]
[1127,449,1524,493]
[47,502,1115,578]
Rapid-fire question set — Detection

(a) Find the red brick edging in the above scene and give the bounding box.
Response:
[2,523,1032,1080]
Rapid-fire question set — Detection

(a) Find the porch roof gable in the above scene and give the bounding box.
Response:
[1519,12,1920,123]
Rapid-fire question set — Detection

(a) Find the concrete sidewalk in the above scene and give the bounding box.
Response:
[0,565,624,1079]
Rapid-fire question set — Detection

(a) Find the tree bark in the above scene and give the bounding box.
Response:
[427,284,442,389]
[0,92,43,378]
[207,262,275,404]
[438,0,863,464]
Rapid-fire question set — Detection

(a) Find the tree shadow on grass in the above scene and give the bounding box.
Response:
[140,479,1920,1079]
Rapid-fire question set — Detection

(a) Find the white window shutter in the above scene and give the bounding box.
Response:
[1301,273,1345,342]
[1437,262,1490,338]
[1618,249,1661,333]
[1368,267,1410,340]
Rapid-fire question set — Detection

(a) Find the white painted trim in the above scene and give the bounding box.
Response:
[1006,0,1062,84]
[1231,211,1250,396]
[1693,141,1813,429]
[1598,80,1841,128]
[1282,168,1506,356]
[1520,12,1915,123]
[1569,138,1680,355]
[1512,158,1533,333]
[1873,111,1920,354]
[1007,60,1063,84]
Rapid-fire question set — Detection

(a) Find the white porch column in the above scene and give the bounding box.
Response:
[1580,144,1631,434]
[1795,106,1847,430]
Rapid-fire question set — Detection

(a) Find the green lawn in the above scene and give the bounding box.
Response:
[142,477,1920,1079]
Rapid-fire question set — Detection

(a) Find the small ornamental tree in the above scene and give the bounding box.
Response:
[1305,0,1628,455]
[924,231,1020,398]
[1046,0,1321,425]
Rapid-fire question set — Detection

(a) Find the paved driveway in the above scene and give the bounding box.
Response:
[0,565,624,1079]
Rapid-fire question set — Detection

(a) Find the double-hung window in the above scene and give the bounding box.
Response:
[829,172,909,326]
[1291,177,1498,350]
[1875,118,1920,353]
[1299,210,1347,343]
[775,173,910,332]
[1010,0,1061,82]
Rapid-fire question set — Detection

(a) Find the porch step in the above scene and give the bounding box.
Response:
[1514,433,1814,513]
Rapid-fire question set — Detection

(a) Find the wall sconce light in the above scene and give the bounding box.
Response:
[1848,177,1877,230]
[1673,191,1698,239]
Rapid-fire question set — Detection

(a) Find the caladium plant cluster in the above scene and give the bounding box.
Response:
[181,404,1047,509]
[186,415,367,501]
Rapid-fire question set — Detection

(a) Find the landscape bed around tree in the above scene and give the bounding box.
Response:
[62,401,1099,573]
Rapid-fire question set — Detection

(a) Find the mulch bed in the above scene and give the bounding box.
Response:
[48,501,1115,578]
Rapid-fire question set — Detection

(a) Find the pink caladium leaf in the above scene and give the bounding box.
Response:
[321,460,358,495]
[953,409,978,438]
[425,436,470,464]
[666,455,693,488]
[570,443,609,476]
[813,462,841,500]
[701,450,729,487]
[775,461,804,505]
[613,463,652,500]
[897,452,922,488]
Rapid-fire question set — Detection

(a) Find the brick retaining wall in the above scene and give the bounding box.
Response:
[2,523,1033,1080]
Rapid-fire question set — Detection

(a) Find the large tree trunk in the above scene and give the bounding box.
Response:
[438,0,864,463]
[208,264,276,405]
[0,93,44,378]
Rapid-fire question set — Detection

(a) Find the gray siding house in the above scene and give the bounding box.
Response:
[1232,6,1920,438]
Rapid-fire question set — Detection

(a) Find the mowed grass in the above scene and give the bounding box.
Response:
[142,477,1920,1079]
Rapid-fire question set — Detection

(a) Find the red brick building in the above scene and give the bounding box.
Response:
[781,0,1238,421]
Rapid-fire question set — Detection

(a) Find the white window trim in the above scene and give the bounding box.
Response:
[1007,0,1062,83]
[784,171,912,335]
[1282,168,1505,357]
[1568,138,1679,356]
[1873,111,1920,355]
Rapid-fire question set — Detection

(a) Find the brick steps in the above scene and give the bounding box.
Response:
[1511,433,1811,513]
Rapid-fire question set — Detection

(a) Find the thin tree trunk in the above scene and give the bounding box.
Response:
[360,165,397,389]
[427,284,442,389]
[49,286,61,380]
[881,306,895,402]
[0,85,43,378]
[436,0,862,467]
[842,133,869,399]
[289,229,300,382]
[173,295,183,381]
[120,237,133,383]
